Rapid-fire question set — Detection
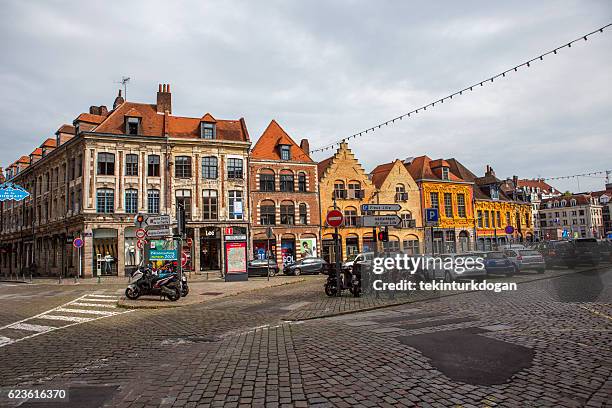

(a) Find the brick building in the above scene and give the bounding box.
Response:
[248,120,320,266]
[0,84,251,278]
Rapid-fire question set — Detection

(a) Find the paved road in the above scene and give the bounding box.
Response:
[0,266,610,407]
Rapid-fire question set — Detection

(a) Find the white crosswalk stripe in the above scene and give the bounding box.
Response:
[0,292,133,348]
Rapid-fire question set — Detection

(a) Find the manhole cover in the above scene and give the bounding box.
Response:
[200,292,223,296]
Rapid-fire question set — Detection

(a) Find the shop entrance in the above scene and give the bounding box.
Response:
[200,227,221,271]
[322,238,342,263]
[93,228,118,276]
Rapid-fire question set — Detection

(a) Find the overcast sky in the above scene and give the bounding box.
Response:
[1,0,610,192]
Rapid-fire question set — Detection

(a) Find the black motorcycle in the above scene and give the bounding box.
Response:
[125,266,181,301]
[325,266,360,297]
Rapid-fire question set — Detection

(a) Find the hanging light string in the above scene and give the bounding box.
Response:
[300,23,611,159]
[543,169,611,181]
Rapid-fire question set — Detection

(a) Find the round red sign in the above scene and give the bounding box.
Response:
[181,251,189,267]
[326,210,344,227]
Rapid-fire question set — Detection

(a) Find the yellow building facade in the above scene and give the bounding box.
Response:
[474,200,534,249]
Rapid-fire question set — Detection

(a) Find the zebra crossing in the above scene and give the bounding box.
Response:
[0,293,134,348]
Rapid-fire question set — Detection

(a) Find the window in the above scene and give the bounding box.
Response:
[96,188,114,213]
[126,117,140,135]
[202,157,218,179]
[148,155,160,177]
[125,154,138,176]
[348,182,362,199]
[280,145,291,161]
[395,185,408,202]
[403,240,420,255]
[490,186,499,200]
[457,193,466,218]
[401,213,414,228]
[125,189,138,214]
[430,192,439,209]
[344,207,358,226]
[175,189,192,220]
[229,190,243,220]
[484,211,490,228]
[444,193,453,218]
[441,167,450,180]
[298,173,307,192]
[76,156,82,178]
[333,182,346,199]
[496,211,501,228]
[477,210,483,228]
[147,189,160,214]
[280,202,295,225]
[175,156,192,178]
[227,158,243,179]
[299,203,307,224]
[259,172,275,192]
[201,122,215,139]
[97,152,115,175]
[506,212,511,226]
[202,190,218,220]
[260,201,276,225]
[280,173,294,192]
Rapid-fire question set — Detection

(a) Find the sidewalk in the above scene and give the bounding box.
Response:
[117,276,304,309]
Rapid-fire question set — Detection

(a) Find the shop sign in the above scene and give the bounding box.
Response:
[225,234,247,241]
[149,249,178,261]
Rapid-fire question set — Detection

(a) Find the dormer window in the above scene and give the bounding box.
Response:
[279,145,291,161]
[126,117,140,135]
[441,167,449,180]
[201,122,216,139]
[490,185,499,200]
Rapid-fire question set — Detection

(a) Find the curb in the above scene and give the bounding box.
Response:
[0,280,30,284]
[116,278,306,310]
[284,265,607,322]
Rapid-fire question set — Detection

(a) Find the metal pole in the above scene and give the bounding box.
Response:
[333,195,341,296]
[266,236,270,281]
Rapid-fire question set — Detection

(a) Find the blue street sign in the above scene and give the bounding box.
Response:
[562,229,569,238]
[73,237,84,248]
[425,208,439,223]
[0,182,30,201]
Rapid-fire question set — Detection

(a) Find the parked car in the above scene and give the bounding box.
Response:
[247,259,279,277]
[572,238,601,267]
[540,239,601,268]
[480,251,515,277]
[597,239,612,262]
[429,253,487,282]
[342,252,374,272]
[283,257,329,276]
[504,248,546,274]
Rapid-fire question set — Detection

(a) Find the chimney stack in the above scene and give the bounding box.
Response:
[300,139,310,156]
[157,83,172,114]
[113,89,125,110]
[512,175,519,187]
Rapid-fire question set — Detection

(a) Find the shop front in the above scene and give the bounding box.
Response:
[280,235,296,266]
[200,226,221,272]
[322,235,342,263]
[253,236,277,260]
[93,228,118,276]
[124,227,143,276]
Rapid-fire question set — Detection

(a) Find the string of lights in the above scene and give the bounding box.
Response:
[543,170,611,181]
[299,23,611,159]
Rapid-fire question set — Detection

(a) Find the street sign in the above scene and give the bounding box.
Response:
[181,251,188,267]
[361,215,402,227]
[149,249,177,261]
[72,237,84,249]
[136,239,145,250]
[146,228,172,238]
[134,213,172,228]
[0,183,30,201]
[136,228,147,239]
[186,238,193,247]
[326,210,344,227]
[361,204,401,212]
[425,208,439,226]
[505,225,515,234]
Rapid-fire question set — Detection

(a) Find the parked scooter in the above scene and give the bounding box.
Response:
[324,265,360,297]
[154,262,189,297]
[125,265,181,301]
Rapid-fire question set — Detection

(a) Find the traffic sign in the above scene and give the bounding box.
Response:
[361,215,402,227]
[136,239,145,250]
[186,238,193,247]
[361,204,401,212]
[146,228,172,238]
[505,225,515,234]
[181,251,188,267]
[425,208,439,226]
[136,228,147,239]
[0,183,30,201]
[134,213,172,228]
[72,237,84,249]
[326,210,344,227]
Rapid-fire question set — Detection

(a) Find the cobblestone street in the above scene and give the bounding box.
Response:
[0,266,610,407]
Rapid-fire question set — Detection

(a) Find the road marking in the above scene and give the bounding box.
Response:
[56,307,118,316]
[69,302,116,308]
[578,305,612,321]
[87,294,117,298]
[8,323,54,332]
[38,315,94,323]
[0,336,14,346]
[80,297,116,302]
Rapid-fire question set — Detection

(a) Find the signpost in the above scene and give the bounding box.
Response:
[146,227,173,238]
[72,237,84,280]
[134,213,172,228]
[360,215,401,227]
[326,210,344,228]
[361,204,401,212]
[136,228,147,240]
[424,208,439,254]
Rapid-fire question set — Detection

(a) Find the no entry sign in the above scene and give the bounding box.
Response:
[326,210,344,228]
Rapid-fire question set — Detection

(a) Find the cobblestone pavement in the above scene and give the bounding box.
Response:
[0,266,610,407]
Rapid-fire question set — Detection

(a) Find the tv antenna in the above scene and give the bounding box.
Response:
[115,76,131,100]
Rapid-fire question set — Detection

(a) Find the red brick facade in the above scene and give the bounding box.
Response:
[248,121,321,266]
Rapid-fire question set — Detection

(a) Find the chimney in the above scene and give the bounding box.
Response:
[113,89,125,110]
[99,105,108,116]
[485,165,495,177]
[299,139,310,156]
[157,83,172,114]
[89,106,101,115]
[512,175,518,187]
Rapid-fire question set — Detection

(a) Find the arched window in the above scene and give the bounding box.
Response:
[561,200,566,207]
[298,172,307,192]
[299,203,307,224]
[395,184,407,202]
[280,170,294,192]
[400,212,413,228]
[260,200,276,225]
[570,199,577,206]
[259,169,275,192]
[280,201,295,225]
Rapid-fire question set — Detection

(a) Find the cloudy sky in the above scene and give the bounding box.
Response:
[1,0,610,192]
